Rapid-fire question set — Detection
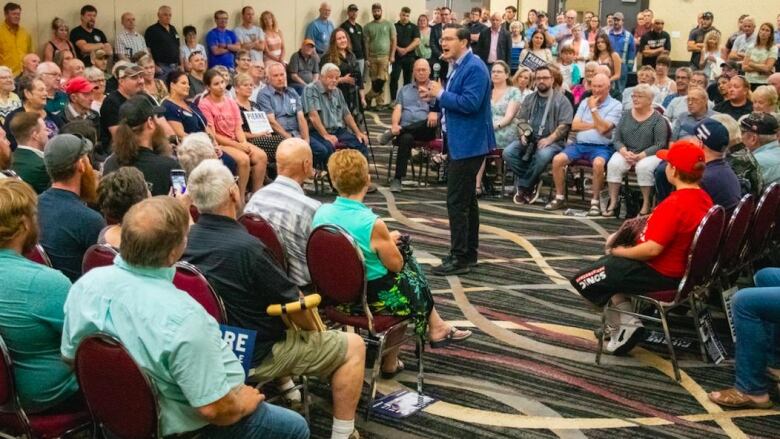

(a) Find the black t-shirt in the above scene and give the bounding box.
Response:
[144,23,181,65]
[688,25,716,67]
[707,82,724,104]
[99,91,127,148]
[182,214,299,365]
[340,21,365,60]
[714,100,753,121]
[639,30,671,67]
[102,148,179,196]
[395,21,421,60]
[69,25,108,66]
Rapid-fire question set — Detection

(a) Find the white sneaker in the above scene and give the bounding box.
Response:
[604,319,645,355]
[379,129,394,145]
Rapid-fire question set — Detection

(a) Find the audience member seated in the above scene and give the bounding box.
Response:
[62,76,100,139]
[99,63,144,151]
[10,112,50,193]
[287,39,320,96]
[713,113,764,198]
[183,159,363,439]
[180,25,207,72]
[137,55,168,104]
[37,62,67,115]
[38,134,104,281]
[0,125,9,171]
[671,87,714,140]
[660,67,691,109]
[198,69,268,200]
[234,73,284,165]
[0,66,21,125]
[652,56,676,105]
[83,67,106,113]
[620,66,657,111]
[546,74,621,215]
[751,85,778,115]
[186,52,207,99]
[102,95,179,196]
[96,166,149,248]
[257,63,310,157]
[605,84,668,216]
[708,267,780,409]
[320,28,364,116]
[312,150,473,372]
[571,141,713,354]
[245,138,321,288]
[61,58,85,86]
[740,112,780,186]
[302,63,369,169]
[0,179,80,413]
[665,70,712,124]
[176,132,220,176]
[4,75,64,150]
[504,65,573,204]
[380,58,438,193]
[61,196,309,439]
[714,75,754,121]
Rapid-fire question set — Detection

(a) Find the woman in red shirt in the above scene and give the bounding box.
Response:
[571,140,714,355]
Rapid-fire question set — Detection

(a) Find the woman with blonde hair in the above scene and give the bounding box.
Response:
[751,85,778,114]
[700,29,723,80]
[43,18,75,62]
[511,66,534,103]
[508,21,525,74]
[260,11,285,68]
[137,55,168,104]
[0,66,20,126]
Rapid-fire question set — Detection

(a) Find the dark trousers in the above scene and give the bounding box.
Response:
[654,161,673,202]
[394,120,437,179]
[309,127,368,169]
[446,143,484,264]
[390,57,415,101]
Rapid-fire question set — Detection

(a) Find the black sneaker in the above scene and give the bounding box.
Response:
[432,259,470,276]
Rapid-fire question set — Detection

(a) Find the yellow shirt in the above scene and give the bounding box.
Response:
[0,22,32,76]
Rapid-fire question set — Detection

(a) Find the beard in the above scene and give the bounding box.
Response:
[372,13,382,20]
[151,124,172,157]
[0,149,10,170]
[536,82,550,93]
[80,159,98,205]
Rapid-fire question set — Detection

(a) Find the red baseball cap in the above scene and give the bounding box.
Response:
[64,76,97,94]
[656,140,705,174]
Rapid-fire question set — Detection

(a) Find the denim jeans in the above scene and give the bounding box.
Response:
[502,140,563,190]
[202,402,309,439]
[654,161,673,202]
[733,267,780,395]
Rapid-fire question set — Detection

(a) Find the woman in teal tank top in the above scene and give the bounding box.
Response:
[312,150,472,375]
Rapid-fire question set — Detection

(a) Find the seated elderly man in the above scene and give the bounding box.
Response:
[713,113,764,199]
[257,63,310,147]
[10,112,50,193]
[61,196,309,438]
[244,138,321,288]
[671,87,714,140]
[546,73,622,215]
[302,63,369,169]
[183,160,365,439]
[0,179,80,414]
[379,58,438,192]
[741,112,780,187]
[666,70,713,124]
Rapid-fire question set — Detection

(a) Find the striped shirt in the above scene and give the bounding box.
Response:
[115,29,147,58]
[243,176,321,287]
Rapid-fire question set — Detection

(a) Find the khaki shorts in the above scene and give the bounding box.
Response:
[249,329,348,381]
[368,56,389,81]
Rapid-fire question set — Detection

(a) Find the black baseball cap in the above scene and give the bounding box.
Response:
[702,12,713,19]
[347,4,358,11]
[740,112,779,135]
[720,60,739,71]
[119,95,166,127]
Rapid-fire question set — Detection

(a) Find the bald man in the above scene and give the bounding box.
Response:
[115,12,147,59]
[768,73,780,97]
[244,138,321,288]
[305,2,335,55]
[547,74,622,215]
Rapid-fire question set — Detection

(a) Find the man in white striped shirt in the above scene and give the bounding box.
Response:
[244,138,320,288]
[115,12,147,60]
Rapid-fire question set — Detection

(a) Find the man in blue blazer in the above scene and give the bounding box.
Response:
[421,24,495,275]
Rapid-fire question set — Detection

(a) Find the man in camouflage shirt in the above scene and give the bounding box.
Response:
[725,143,763,198]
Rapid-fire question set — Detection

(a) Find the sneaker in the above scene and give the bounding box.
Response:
[586,203,602,217]
[389,178,403,193]
[544,197,566,211]
[527,180,544,204]
[432,259,470,276]
[513,189,527,205]
[604,321,645,355]
[378,129,394,145]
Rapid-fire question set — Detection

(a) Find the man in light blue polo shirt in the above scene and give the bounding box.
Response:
[305,2,335,55]
[257,63,308,142]
[61,196,308,439]
[741,112,780,187]
[547,73,622,215]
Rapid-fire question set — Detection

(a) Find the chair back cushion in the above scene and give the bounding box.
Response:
[306,225,366,305]
[23,244,52,267]
[718,194,755,274]
[748,183,780,256]
[82,244,118,275]
[75,334,158,439]
[0,336,15,409]
[677,205,725,299]
[238,213,287,271]
[173,262,226,323]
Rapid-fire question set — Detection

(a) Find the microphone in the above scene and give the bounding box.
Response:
[432,63,441,81]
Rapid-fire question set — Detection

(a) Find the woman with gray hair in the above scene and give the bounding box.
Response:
[604,83,669,216]
[0,66,21,126]
[177,133,218,176]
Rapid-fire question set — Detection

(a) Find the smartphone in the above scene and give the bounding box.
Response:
[170,169,187,196]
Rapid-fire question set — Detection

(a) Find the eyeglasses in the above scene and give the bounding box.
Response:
[535,75,552,81]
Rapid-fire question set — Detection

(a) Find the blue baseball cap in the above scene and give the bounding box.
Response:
[695,118,729,152]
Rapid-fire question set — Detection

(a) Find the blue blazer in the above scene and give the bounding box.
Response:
[438,51,496,160]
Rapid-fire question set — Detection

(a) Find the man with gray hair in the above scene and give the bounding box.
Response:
[177,132,217,176]
[671,87,714,140]
[144,6,181,78]
[115,12,147,60]
[302,63,368,168]
[37,62,68,115]
[63,196,308,438]
[184,159,365,439]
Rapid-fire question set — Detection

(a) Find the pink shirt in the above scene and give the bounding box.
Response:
[198,95,242,140]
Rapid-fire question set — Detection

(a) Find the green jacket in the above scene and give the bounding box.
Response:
[11,147,50,194]
[725,143,763,199]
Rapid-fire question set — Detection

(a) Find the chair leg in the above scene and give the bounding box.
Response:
[690,296,709,363]
[387,145,395,183]
[595,305,608,365]
[657,304,681,381]
[579,169,585,201]
[365,334,386,421]
[417,334,425,397]
[302,375,310,423]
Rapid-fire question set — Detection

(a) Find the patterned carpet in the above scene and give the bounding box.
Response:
[299,109,780,439]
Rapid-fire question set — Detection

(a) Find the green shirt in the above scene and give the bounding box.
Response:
[364,20,396,57]
[0,249,78,412]
[302,81,349,132]
[11,147,50,194]
[312,197,388,281]
[61,256,245,435]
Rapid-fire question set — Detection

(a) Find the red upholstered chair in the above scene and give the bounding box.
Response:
[713,194,755,287]
[596,205,726,381]
[0,335,91,438]
[189,205,200,223]
[173,261,227,324]
[307,224,424,420]
[23,244,52,267]
[238,213,287,272]
[81,244,118,275]
[743,183,780,268]
[75,334,160,439]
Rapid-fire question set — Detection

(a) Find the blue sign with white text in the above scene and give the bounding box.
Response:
[219,325,257,374]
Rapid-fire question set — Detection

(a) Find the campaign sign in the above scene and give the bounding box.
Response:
[521,52,548,71]
[220,325,257,374]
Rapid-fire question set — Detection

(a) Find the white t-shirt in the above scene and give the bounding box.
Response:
[233,25,266,63]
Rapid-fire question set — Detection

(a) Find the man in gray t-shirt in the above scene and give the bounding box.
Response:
[233,6,265,63]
